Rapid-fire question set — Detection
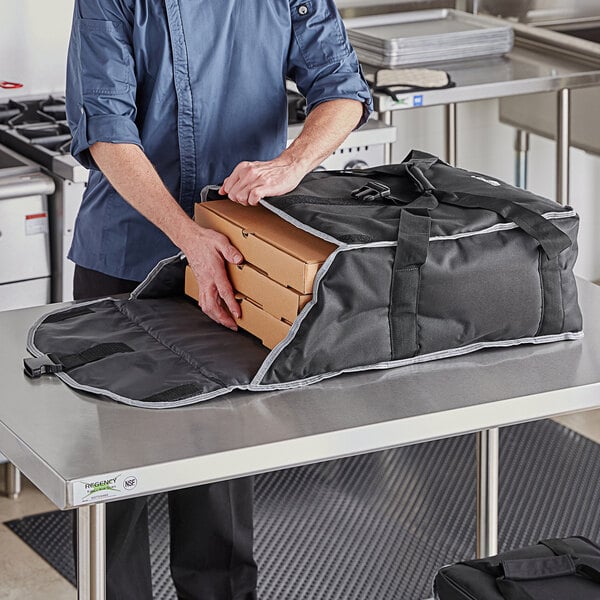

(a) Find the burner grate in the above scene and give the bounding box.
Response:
[15,122,72,151]
[0,100,25,125]
[0,96,67,126]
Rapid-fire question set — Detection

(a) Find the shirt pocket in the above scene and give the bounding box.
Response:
[290,0,351,69]
[78,18,134,96]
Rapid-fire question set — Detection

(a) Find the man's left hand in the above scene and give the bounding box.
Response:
[219,155,305,206]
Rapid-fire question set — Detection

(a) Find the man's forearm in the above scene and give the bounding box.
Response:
[89,143,198,250]
[220,98,364,205]
[283,98,364,172]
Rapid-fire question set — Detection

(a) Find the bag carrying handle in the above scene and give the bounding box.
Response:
[463,539,600,600]
[343,161,572,260]
[465,555,575,580]
[436,190,571,260]
[541,538,600,584]
[399,162,571,260]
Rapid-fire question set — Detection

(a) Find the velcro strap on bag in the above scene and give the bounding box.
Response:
[56,342,134,370]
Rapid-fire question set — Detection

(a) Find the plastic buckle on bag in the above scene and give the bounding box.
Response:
[351,181,391,202]
[23,354,63,379]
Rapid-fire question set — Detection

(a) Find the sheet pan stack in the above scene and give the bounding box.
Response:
[187,201,334,349]
[346,9,514,68]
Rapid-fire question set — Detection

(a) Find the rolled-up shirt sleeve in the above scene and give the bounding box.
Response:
[66,0,141,170]
[287,0,373,127]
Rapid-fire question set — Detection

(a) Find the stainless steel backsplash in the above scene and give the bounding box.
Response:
[480,0,600,22]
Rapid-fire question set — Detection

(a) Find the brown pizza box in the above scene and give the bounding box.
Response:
[184,266,201,303]
[194,200,334,294]
[226,262,312,322]
[235,294,292,350]
[184,267,293,349]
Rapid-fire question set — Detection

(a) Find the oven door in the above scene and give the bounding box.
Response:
[0,171,54,310]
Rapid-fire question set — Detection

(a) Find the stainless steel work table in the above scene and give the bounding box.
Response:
[1,278,600,599]
[367,23,600,203]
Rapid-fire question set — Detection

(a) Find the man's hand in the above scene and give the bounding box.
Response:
[219,155,305,206]
[182,226,244,330]
[220,98,363,206]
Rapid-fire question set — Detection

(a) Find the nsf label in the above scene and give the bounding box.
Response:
[72,473,140,504]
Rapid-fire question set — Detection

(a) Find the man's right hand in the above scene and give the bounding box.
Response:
[181,225,244,330]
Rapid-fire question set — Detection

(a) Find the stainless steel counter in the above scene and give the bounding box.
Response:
[371,39,600,113]
[367,21,600,204]
[0,278,597,512]
[2,279,600,598]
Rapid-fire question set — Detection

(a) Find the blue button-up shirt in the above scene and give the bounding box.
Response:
[66,0,373,282]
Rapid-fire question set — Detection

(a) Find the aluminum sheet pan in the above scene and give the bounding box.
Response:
[346,9,514,67]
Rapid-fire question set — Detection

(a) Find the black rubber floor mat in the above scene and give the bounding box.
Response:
[5,420,600,599]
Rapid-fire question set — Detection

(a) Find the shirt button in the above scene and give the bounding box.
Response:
[298,4,308,16]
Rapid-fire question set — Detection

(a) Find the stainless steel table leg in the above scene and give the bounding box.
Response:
[476,428,499,558]
[5,463,21,499]
[556,88,571,205]
[514,129,530,190]
[445,103,457,166]
[382,111,393,165]
[78,504,106,600]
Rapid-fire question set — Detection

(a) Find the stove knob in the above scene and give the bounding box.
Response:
[344,159,368,171]
[313,165,326,171]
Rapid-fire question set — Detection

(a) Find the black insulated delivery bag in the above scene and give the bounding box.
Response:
[433,537,600,600]
[25,151,583,408]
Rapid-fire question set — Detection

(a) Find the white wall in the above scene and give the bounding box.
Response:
[391,99,600,283]
[0,0,74,100]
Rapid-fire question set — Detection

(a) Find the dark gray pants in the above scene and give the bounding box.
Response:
[74,265,257,600]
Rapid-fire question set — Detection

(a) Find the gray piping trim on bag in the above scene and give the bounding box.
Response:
[196,189,346,247]
[260,199,575,247]
[249,330,584,392]
[48,371,240,409]
[260,199,345,247]
[200,185,219,204]
[250,245,345,385]
[429,210,576,242]
[130,253,186,300]
[26,298,249,409]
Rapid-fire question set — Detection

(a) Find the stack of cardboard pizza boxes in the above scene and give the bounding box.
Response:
[185,200,335,349]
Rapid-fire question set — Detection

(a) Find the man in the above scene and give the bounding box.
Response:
[66,1,372,598]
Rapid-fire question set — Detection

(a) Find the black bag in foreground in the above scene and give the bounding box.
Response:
[434,537,600,600]
[24,151,583,407]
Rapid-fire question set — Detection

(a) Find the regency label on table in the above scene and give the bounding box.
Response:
[72,472,140,504]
